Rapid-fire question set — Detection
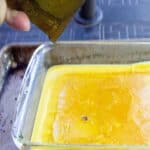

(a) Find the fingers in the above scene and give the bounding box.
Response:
[6,9,31,31]
[0,0,31,31]
[0,0,7,25]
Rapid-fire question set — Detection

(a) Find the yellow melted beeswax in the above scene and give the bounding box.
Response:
[32,65,150,146]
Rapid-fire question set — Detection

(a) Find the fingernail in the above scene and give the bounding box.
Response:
[6,9,31,31]
[6,9,18,22]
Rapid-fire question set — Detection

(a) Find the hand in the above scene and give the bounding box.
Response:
[0,0,30,31]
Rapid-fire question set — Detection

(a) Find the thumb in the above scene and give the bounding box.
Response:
[0,0,30,31]
[6,8,30,31]
[0,0,7,25]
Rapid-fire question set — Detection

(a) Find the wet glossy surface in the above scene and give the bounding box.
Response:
[1,0,150,149]
[32,65,150,145]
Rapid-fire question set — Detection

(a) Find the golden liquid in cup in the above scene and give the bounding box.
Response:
[7,0,84,41]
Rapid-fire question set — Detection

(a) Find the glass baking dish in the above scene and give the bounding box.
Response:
[12,41,150,150]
